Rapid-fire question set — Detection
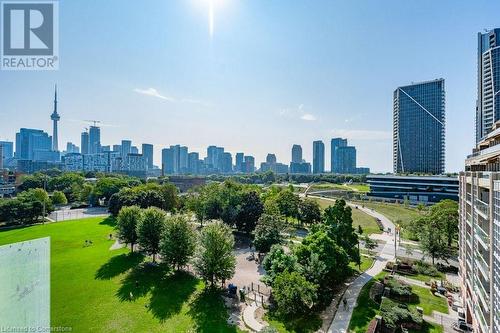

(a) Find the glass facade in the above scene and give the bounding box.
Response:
[393,79,445,174]
[312,140,325,174]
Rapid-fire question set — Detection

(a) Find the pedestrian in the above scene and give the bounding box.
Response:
[343,298,348,310]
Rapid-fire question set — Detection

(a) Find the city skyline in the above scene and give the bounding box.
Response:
[1,1,499,173]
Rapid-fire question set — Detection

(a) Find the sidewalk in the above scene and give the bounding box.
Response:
[312,197,397,333]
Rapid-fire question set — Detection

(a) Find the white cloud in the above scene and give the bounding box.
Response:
[133,88,175,102]
[331,129,391,141]
[279,104,317,121]
[301,113,317,121]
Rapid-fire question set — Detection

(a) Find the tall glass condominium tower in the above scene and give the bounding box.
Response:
[476,28,500,143]
[393,79,445,174]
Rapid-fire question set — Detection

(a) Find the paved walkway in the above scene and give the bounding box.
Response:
[243,303,265,332]
[306,197,397,333]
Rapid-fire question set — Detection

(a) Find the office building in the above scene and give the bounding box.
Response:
[50,85,60,151]
[15,128,54,161]
[101,145,111,152]
[222,152,233,173]
[476,28,500,143]
[393,79,445,174]
[312,140,325,174]
[459,28,500,333]
[290,162,311,174]
[331,138,347,173]
[367,175,458,204]
[131,146,139,154]
[142,144,154,170]
[162,145,188,175]
[81,131,89,155]
[89,126,101,154]
[291,144,302,163]
[113,145,121,152]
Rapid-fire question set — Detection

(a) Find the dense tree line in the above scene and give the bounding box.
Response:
[0,188,53,224]
[206,171,366,185]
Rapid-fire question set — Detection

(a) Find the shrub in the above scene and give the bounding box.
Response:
[380,297,422,329]
[413,261,440,277]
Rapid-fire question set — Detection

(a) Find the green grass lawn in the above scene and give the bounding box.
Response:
[349,255,375,274]
[348,273,445,333]
[314,198,382,235]
[351,200,422,230]
[399,272,445,284]
[0,217,239,333]
[266,312,322,333]
[408,285,449,315]
[310,183,369,193]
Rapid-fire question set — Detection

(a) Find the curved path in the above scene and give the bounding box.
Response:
[307,196,397,333]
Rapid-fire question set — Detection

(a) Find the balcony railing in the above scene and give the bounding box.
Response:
[475,224,490,248]
[475,252,490,281]
[475,199,490,217]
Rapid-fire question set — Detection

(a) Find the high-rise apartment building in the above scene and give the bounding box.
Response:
[336,146,357,174]
[121,140,131,158]
[393,79,445,174]
[235,153,244,173]
[331,138,347,173]
[142,144,154,170]
[0,141,14,160]
[188,152,200,174]
[476,28,500,143]
[89,126,101,154]
[66,142,79,154]
[81,131,89,155]
[291,144,302,163]
[459,28,500,333]
[312,140,325,174]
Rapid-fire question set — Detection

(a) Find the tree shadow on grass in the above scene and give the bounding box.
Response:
[99,216,116,227]
[187,288,237,333]
[95,252,144,280]
[267,310,321,333]
[116,264,199,322]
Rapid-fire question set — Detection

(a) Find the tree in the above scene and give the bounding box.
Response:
[17,188,53,216]
[253,213,286,253]
[262,245,298,286]
[235,191,264,233]
[51,191,68,206]
[410,216,452,265]
[323,199,359,263]
[116,205,143,252]
[298,252,327,286]
[298,199,322,225]
[272,271,317,316]
[294,230,349,284]
[136,207,166,261]
[429,199,459,246]
[193,221,236,288]
[362,235,378,256]
[160,215,196,270]
[276,189,300,221]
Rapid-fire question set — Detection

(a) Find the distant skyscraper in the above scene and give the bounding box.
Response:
[142,144,154,169]
[331,138,347,173]
[101,145,111,152]
[393,79,445,174]
[312,140,325,174]
[0,141,14,160]
[291,144,302,163]
[476,28,500,142]
[50,85,60,151]
[188,152,199,174]
[222,152,232,173]
[235,152,244,172]
[89,126,101,154]
[336,146,357,174]
[131,146,139,154]
[266,153,277,165]
[243,156,255,173]
[179,146,188,173]
[121,140,131,158]
[112,144,121,152]
[81,131,89,155]
[66,142,79,154]
[162,147,174,174]
[15,128,55,161]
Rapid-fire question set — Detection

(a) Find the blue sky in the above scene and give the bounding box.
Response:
[1,0,499,172]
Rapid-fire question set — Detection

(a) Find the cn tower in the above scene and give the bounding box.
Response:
[51,84,60,151]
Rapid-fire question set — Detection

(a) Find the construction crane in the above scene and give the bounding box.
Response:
[85,120,101,127]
